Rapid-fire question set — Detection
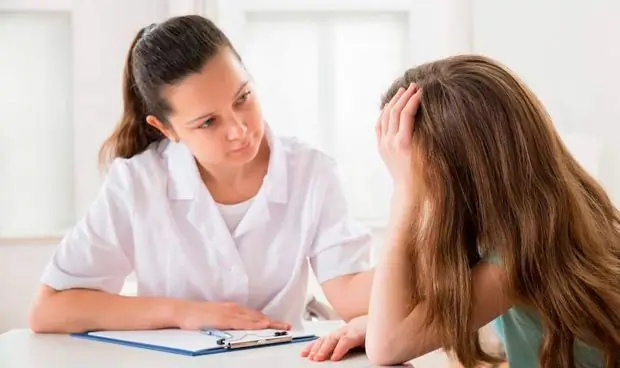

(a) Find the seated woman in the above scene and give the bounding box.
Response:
[302,54,620,368]
[29,15,374,334]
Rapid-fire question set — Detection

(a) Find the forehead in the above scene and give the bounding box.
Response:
[163,48,248,117]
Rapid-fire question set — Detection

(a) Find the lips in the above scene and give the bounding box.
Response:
[231,140,251,152]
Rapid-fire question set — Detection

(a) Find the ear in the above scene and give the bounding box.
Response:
[146,115,180,143]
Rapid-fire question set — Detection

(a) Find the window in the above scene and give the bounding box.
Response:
[242,11,408,224]
[0,11,73,238]
[206,0,474,226]
[204,0,429,227]
[0,1,170,242]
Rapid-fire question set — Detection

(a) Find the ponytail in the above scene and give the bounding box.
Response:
[99,27,164,168]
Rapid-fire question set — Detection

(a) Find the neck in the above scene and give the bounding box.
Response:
[199,137,270,187]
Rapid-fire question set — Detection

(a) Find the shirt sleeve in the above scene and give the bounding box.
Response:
[308,161,373,284]
[484,253,501,265]
[40,158,135,294]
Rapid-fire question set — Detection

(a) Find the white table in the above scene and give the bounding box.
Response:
[0,321,454,368]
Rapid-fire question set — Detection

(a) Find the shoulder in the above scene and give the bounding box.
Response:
[101,140,170,199]
[483,253,501,266]
[277,135,339,176]
[273,135,347,215]
[121,140,170,175]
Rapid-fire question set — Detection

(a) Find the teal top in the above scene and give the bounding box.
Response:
[486,256,604,368]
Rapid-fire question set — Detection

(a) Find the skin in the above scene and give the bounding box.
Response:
[29,48,373,334]
[301,84,511,364]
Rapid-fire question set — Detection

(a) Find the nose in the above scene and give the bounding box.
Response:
[226,114,247,141]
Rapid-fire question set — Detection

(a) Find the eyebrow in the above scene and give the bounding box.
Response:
[185,81,250,125]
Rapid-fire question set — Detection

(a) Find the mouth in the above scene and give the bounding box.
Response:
[231,140,251,153]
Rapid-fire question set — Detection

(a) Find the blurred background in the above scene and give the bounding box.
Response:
[1,0,619,334]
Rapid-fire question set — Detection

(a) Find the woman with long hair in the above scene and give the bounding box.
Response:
[302,54,620,368]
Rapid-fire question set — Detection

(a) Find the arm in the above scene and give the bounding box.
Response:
[307,160,374,321]
[30,286,287,334]
[321,269,374,321]
[29,286,180,333]
[30,159,137,333]
[30,159,288,334]
[365,210,511,365]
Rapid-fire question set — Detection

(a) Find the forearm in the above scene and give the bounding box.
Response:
[367,222,415,336]
[331,270,375,320]
[366,203,430,364]
[29,288,181,334]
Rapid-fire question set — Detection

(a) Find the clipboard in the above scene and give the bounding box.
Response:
[70,328,318,356]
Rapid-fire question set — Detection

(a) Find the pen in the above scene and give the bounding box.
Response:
[199,327,234,345]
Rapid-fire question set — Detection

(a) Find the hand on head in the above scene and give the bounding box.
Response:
[376,82,422,211]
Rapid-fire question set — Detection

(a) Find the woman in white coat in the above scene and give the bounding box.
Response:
[29,15,373,333]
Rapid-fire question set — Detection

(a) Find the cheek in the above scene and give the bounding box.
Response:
[243,101,264,127]
[184,131,226,162]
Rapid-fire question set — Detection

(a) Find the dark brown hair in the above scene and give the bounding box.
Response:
[99,15,240,166]
[381,54,620,368]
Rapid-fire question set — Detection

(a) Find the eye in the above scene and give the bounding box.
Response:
[235,90,252,106]
[199,117,215,128]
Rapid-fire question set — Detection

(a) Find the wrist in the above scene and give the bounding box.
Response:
[168,298,189,328]
[391,183,417,207]
[389,194,418,224]
[387,199,420,244]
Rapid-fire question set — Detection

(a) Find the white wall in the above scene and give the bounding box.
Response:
[472,0,620,204]
[0,12,74,237]
[72,0,169,217]
[0,244,55,333]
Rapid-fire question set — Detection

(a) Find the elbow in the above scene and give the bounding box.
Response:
[28,304,52,334]
[365,339,407,366]
[337,309,364,323]
[330,297,369,322]
[29,285,58,333]
[365,332,427,366]
[29,304,84,334]
[28,289,80,334]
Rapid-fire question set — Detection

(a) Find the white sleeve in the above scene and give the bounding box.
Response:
[308,162,373,284]
[40,159,134,294]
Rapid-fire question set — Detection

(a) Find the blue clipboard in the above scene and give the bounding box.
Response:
[71,328,319,356]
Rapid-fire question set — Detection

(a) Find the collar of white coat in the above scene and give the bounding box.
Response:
[162,125,288,203]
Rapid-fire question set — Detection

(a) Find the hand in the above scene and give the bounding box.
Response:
[376,83,422,202]
[175,301,291,331]
[300,316,367,362]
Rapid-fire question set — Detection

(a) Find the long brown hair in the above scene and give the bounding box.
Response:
[99,15,240,167]
[381,55,620,368]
